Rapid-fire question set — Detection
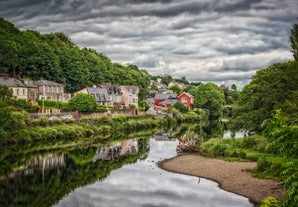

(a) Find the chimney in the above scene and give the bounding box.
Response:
[0,73,8,79]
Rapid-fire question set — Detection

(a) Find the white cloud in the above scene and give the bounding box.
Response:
[0,0,297,87]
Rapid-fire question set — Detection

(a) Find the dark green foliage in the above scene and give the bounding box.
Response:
[190,83,225,120]
[290,21,298,61]
[232,61,298,132]
[68,93,97,113]
[0,18,151,98]
[138,100,149,111]
[172,102,189,113]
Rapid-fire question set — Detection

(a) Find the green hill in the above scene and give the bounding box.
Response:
[0,18,150,96]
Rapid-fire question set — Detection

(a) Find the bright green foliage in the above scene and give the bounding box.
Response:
[268,110,298,158]
[0,85,13,102]
[232,61,298,132]
[138,100,149,111]
[169,84,182,95]
[68,93,96,113]
[260,196,280,207]
[190,82,225,120]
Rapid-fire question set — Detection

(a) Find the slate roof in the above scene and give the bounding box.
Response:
[34,79,64,86]
[178,92,194,98]
[87,87,109,102]
[154,93,177,99]
[160,99,178,105]
[0,77,26,87]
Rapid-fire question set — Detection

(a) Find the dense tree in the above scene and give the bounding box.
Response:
[290,21,298,61]
[172,102,189,113]
[232,61,298,132]
[0,85,13,102]
[190,83,225,120]
[68,93,97,113]
[0,18,151,95]
[169,84,182,95]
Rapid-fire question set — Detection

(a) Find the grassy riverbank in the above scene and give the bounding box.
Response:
[3,111,203,145]
[199,135,298,207]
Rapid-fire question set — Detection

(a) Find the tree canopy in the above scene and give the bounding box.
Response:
[68,93,97,113]
[290,21,298,61]
[189,83,225,120]
[232,61,298,132]
[0,18,151,98]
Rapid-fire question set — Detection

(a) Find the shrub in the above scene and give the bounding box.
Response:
[260,196,280,207]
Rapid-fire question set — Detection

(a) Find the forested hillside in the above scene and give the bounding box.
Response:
[0,18,151,96]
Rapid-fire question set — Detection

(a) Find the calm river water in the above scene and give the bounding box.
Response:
[53,137,252,207]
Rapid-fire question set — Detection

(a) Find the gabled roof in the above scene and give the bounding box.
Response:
[154,93,177,99]
[178,92,194,98]
[0,77,26,87]
[34,79,64,87]
[121,85,139,93]
[160,99,178,105]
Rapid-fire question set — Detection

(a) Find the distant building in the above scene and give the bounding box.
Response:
[178,92,194,109]
[34,79,70,102]
[74,86,110,105]
[120,85,139,108]
[154,93,177,108]
[0,73,28,100]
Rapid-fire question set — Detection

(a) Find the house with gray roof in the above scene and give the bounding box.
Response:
[0,74,28,100]
[34,79,70,102]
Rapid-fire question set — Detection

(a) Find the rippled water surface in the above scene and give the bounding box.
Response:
[53,138,252,207]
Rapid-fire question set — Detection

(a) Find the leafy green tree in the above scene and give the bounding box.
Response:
[0,85,13,102]
[231,84,237,91]
[68,93,97,113]
[169,84,182,95]
[232,61,298,132]
[138,100,149,111]
[172,102,189,113]
[290,21,298,61]
[190,83,225,120]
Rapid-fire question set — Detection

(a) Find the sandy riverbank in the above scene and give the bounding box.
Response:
[159,154,286,204]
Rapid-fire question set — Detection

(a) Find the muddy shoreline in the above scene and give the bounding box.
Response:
[158,154,286,204]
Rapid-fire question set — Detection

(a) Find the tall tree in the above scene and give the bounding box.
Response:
[232,61,298,132]
[290,21,298,61]
[190,83,225,120]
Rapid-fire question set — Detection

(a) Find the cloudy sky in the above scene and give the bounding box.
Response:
[1,0,297,87]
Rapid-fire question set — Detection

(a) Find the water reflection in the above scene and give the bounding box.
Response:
[0,125,252,207]
[54,137,252,207]
[92,139,138,161]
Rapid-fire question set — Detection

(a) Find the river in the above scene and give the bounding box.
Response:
[0,129,253,207]
[53,135,252,207]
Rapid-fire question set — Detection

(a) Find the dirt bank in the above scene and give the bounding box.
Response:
[159,154,286,204]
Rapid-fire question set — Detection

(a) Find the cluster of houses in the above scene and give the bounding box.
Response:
[0,73,195,114]
[150,78,194,112]
[0,73,139,109]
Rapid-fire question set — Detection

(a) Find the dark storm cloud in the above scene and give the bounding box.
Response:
[0,0,297,86]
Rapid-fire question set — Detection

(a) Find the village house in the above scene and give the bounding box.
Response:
[154,93,177,108]
[99,83,123,107]
[23,80,39,104]
[74,86,110,105]
[178,92,194,109]
[34,79,70,102]
[120,85,139,108]
[0,73,28,100]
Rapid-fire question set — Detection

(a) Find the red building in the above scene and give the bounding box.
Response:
[154,93,177,107]
[178,92,194,109]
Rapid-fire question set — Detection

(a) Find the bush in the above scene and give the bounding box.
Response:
[260,196,280,207]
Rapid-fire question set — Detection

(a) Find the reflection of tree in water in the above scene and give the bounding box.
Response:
[0,138,150,207]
